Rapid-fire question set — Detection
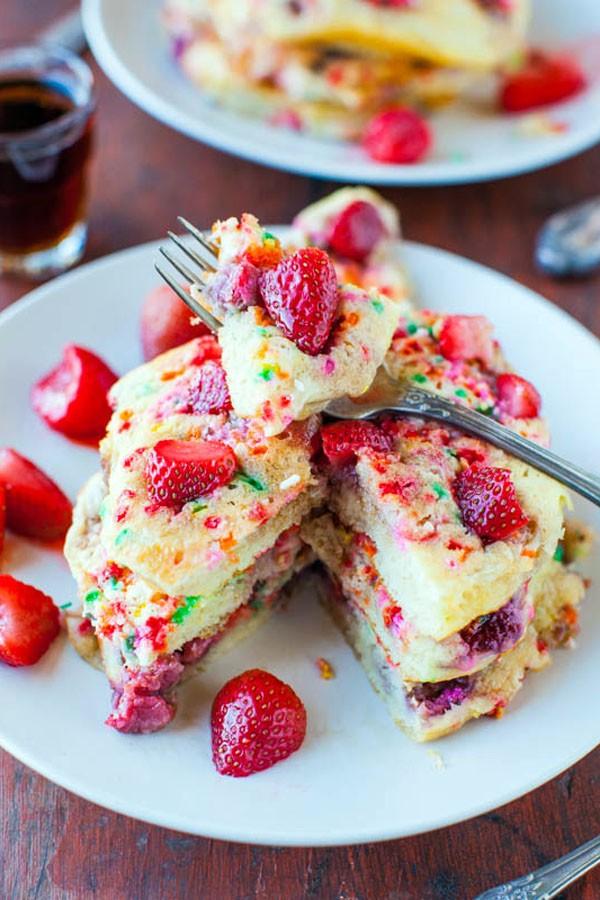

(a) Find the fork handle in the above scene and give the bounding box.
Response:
[396,386,600,507]
[475,833,600,899]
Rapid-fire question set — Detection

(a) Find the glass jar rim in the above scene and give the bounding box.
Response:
[0,43,95,148]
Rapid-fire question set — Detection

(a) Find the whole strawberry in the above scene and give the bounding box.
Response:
[259,247,339,355]
[211,668,307,777]
[454,465,529,543]
[145,439,237,510]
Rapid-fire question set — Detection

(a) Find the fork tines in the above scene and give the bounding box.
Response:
[155,217,222,334]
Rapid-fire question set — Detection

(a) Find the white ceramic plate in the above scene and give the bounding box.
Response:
[82,0,600,185]
[0,237,599,845]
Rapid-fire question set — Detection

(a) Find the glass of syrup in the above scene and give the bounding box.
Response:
[0,45,95,278]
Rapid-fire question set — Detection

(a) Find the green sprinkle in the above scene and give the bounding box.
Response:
[411,373,428,384]
[257,327,270,337]
[249,596,264,612]
[432,482,448,499]
[115,528,131,547]
[407,322,418,335]
[171,595,202,625]
[235,471,267,492]
[84,590,100,604]
[191,501,208,514]
[454,388,468,399]
[59,602,72,610]
[109,576,121,590]
[426,326,435,337]
[262,231,276,242]
[124,635,135,652]
[258,365,275,382]
[476,405,494,417]
[371,298,385,314]
[553,544,565,563]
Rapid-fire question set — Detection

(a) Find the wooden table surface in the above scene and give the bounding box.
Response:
[2,3,600,898]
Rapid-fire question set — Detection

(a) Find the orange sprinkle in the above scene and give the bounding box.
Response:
[120,409,133,421]
[316,657,335,680]
[173,550,184,565]
[345,311,360,327]
[160,368,184,382]
[219,533,236,552]
[521,548,538,559]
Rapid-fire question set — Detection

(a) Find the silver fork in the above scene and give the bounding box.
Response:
[475,833,600,899]
[156,220,600,509]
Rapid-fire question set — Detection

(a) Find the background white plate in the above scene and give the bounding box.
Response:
[82,0,600,185]
[0,237,599,845]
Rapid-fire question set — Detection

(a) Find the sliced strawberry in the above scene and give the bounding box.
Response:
[0,574,60,666]
[363,107,432,164]
[500,51,586,113]
[180,361,232,416]
[327,200,387,263]
[438,315,494,366]
[206,259,260,313]
[0,485,5,557]
[32,345,118,440]
[321,421,392,465]
[496,373,541,419]
[140,284,211,361]
[454,465,529,543]
[0,449,72,541]
[145,439,237,510]
[188,335,222,367]
[259,247,339,355]
[211,668,307,777]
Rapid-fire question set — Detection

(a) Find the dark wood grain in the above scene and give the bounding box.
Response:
[1,4,599,899]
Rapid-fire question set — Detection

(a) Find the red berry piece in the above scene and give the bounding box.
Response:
[438,315,494,366]
[496,373,541,419]
[321,420,392,465]
[206,260,261,313]
[500,51,586,113]
[363,107,432,164]
[32,345,118,440]
[0,574,60,666]
[327,200,387,262]
[211,668,307,777]
[180,362,232,416]
[259,247,339,356]
[188,335,222,367]
[140,284,211,362]
[0,449,72,541]
[145,439,237,510]
[0,485,5,557]
[454,465,529,543]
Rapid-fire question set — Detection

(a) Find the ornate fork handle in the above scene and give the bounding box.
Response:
[476,833,600,899]
[396,386,600,508]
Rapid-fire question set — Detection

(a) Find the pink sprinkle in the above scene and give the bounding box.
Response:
[360,344,371,362]
[204,516,221,530]
[322,357,336,376]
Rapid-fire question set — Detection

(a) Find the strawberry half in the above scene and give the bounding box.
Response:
[0,574,60,666]
[32,344,118,440]
[321,421,392,465]
[145,439,237,510]
[211,668,307,777]
[327,200,386,263]
[141,284,211,361]
[259,247,339,355]
[438,315,494,366]
[362,107,432,164]
[454,465,529,543]
[500,51,586,113]
[0,449,72,541]
[496,373,541,420]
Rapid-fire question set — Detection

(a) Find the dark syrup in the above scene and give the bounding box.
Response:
[0,79,93,253]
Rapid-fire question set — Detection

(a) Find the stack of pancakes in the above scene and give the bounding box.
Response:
[163,0,530,137]
[65,187,591,740]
